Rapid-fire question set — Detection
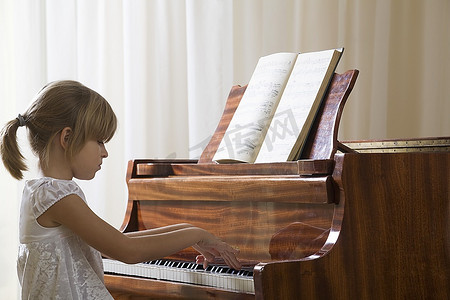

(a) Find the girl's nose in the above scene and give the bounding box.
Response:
[101,144,109,158]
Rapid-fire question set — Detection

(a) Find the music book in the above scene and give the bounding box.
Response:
[212,48,343,164]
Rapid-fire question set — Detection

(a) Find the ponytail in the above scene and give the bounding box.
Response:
[0,116,28,180]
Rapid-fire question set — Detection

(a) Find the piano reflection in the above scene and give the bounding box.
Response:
[103,70,450,299]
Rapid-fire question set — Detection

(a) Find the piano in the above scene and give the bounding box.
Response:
[103,70,450,299]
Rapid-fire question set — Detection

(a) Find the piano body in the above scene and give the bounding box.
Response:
[104,70,450,299]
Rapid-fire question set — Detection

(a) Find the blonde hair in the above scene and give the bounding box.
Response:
[0,80,117,180]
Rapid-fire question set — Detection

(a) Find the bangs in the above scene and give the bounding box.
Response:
[68,90,118,160]
[84,94,117,143]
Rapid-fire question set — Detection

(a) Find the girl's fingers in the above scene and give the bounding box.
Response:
[194,239,242,270]
[222,251,242,270]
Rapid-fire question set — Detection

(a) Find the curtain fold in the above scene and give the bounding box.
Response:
[186,0,234,157]
[1,0,449,298]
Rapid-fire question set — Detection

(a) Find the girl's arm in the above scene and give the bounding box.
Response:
[124,223,196,237]
[40,194,241,269]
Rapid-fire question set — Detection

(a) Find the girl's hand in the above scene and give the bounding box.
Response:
[194,254,207,268]
[193,232,241,270]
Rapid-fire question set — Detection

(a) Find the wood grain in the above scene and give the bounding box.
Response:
[105,274,255,300]
[253,152,450,299]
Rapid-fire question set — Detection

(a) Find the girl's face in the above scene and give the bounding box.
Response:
[70,140,108,180]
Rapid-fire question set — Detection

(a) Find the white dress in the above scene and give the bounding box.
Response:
[17,177,113,300]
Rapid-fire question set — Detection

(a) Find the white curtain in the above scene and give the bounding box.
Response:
[1,0,449,298]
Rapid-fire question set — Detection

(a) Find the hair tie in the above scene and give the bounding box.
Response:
[17,114,26,127]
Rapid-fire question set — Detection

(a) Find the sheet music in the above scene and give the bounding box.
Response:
[213,53,298,163]
[255,49,342,163]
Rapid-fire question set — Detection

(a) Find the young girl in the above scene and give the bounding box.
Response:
[0,80,241,299]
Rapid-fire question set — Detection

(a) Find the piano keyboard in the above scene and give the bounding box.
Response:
[103,259,255,294]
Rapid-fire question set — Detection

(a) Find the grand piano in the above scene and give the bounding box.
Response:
[103,70,450,299]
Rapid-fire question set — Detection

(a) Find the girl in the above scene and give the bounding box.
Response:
[0,80,241,299]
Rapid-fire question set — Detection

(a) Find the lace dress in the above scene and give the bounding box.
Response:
[17,177,113,299]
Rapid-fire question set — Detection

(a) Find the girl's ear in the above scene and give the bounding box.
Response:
[59,127,73,150]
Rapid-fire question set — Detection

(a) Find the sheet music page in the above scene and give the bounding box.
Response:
[255,48,343,163]
[213,52,298,163]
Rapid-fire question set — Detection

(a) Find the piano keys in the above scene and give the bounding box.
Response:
[103,258,254,293]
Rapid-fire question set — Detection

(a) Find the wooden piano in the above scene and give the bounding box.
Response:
[104,70,450,299]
